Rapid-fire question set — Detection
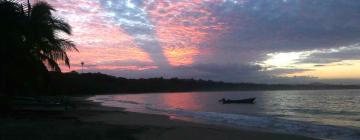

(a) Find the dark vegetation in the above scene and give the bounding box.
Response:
[0,0,77,95]
[47,71,360,95]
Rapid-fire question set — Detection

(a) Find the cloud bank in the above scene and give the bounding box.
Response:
[38,0,360,83]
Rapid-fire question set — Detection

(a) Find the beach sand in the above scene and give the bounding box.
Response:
[0,97,321,140]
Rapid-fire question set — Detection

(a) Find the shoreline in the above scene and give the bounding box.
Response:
[0,97,321,140]
[81,97,321,140]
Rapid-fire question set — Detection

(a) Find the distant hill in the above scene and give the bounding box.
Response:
[46,71,360,95]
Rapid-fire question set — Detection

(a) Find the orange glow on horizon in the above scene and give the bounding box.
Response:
[93,65,158,71]
[285,60,360,79]
[61,65,158,72]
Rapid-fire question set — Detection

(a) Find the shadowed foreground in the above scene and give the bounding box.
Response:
[0,97,320,140]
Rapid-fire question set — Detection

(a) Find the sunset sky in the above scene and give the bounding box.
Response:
[37,0,360,83]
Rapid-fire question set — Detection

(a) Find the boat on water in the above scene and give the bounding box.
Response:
[219,98,256,104]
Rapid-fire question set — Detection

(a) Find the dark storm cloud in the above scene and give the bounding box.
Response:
[195,0,360,83]
[96,63,267,82]
[205,0,360,60]
[180,63,267,82]
[265,68,313,75]
[86,63,316,84]
[299,44,360,64]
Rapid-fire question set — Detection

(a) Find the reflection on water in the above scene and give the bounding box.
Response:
[161,92,204,111]
[91,89,360,140]
[110,92,205,112]
[108,90,360,128]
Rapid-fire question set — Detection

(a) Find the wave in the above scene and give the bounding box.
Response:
[145,106,360,140]
[90,96,141,104]
[90,95,360,140]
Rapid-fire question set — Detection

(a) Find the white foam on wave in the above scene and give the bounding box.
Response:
[145,106,360,140]
[90,95,360,140]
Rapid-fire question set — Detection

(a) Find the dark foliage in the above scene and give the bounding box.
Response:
[47,71,360,95]
[0,0,77,95]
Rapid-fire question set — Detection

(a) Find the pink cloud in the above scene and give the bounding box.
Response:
[40,0,155,71]
[144,0,224,66]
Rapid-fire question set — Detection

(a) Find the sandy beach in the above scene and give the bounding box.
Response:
[0,97,321,140]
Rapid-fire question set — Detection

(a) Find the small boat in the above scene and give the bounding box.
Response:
[219,98,256,104]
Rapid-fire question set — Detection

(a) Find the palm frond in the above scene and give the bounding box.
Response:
[52,18,72,35]
[31,1,54,17]
[38,53,62,72]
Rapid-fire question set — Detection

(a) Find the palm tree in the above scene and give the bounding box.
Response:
[81,61,84,73]
[0,0,77,94]
[0,0,28,94]
[25,0,78,72]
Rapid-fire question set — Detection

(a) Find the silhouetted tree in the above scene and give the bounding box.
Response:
[81,62,84,73]
[0,0,77,95]
[25,1,77,71]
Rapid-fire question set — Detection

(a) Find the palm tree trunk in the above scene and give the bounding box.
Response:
[27,0,31,16]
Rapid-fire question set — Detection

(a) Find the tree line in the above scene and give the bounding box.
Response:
[47,71,360,95]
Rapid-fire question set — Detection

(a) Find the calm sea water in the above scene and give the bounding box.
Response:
[90,90,360,140]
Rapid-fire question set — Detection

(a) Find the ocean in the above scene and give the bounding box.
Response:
[89,89,360,140]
